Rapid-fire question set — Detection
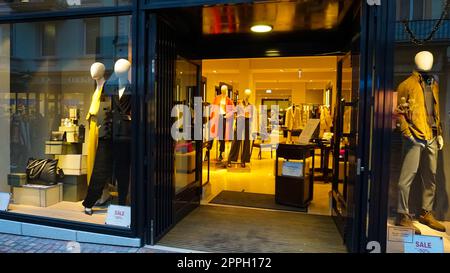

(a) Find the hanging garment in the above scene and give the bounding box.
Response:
[210,95,235,140]
[285,105,302,130]
[86,83,105,184]
[319,106,333,138]
[228,102,257,164]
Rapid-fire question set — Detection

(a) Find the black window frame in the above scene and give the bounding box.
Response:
[0,2,146,242]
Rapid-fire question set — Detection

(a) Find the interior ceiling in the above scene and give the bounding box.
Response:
[201,0,354,35]
[160,0,359,59]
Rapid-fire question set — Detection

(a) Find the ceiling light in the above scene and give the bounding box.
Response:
[266,89,272,94]
[213,70,217,73]
[251,24,273,33]
[265,49,280,57]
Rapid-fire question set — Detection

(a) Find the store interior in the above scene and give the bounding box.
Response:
[188,56,350,217]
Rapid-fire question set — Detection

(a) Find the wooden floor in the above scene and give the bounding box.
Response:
[158,205,346,253]
[9,202,107,225]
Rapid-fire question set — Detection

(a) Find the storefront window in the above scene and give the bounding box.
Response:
[0,0,131,15]
[0,15,133,228]
[387,0,450,253]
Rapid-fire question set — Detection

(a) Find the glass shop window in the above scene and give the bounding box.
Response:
[0,0,131,15]
[387,0,450,253]
[0,15,134,228]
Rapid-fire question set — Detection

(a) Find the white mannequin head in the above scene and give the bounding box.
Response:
[114,59,131,80]
[220,85,228,96]
[90,62,105,80]
[243,89,252,101]
[415,51,434,72]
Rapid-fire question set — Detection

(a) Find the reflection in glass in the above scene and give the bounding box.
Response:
[0,15,132,226]
[0,0,131,15]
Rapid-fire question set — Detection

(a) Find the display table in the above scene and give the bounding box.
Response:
[314,139,333,183]
[275,143,316,209]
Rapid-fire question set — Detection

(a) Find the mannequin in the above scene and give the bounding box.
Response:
[395,51,445,234]
[227,89,257,168]
[210,85,234,161]
[86,62,106,185]
[285,103,302,143]
[319,105,332,138]
[83,59,132,215]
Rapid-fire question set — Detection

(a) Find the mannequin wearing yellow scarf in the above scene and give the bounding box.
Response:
[86,63,106,184]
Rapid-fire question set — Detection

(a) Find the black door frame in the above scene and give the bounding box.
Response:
[365,0,396,253]
[145,1,372,252]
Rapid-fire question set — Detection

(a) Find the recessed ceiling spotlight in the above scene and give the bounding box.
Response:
[251,24,273,33]
[266,89,272,94]
[213,70,217,73]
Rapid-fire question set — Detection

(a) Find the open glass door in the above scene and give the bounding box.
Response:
[332,51,362,251]
[147,14,202,244]
[173,57,202,222]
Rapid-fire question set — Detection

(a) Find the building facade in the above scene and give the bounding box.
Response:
[0,0,447,253]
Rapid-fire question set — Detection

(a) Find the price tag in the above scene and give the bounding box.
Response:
[388,226,414,243]
[404,235,444,253]
[0,192,11,211]
[106,205,131,228]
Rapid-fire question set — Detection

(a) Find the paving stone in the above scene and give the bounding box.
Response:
[0,232,174,253]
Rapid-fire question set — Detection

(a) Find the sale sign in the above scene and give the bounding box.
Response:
[105,205,131,228]
[0,192,10,211]
[404,235,444,253]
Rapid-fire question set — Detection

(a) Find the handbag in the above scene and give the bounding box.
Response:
[26,158,64,185]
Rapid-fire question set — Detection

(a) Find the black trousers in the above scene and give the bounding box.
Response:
[83,138,131,208]
[228,117,251,164]
[217,115,226,153]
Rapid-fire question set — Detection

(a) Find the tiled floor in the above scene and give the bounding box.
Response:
[158,205,346,253]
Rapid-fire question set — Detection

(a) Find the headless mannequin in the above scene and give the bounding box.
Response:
[83,59,132,214]
[228,89,253,168]
[395,50,445,233]
[414,51,443,149]
[86,62,106,185]
[214,85,232,161]
[115,59,131,99]
[111,59,132,206]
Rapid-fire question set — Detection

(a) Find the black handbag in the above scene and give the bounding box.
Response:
[26,158,64,185]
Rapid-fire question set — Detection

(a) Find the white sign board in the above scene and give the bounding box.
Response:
[0,192,11,211]
[106,205,131,228]
[298,119,320,144]
[388,226,414,243]
[281,161,303,178]
[404,235,444,253]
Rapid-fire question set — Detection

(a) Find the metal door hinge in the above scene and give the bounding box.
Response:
[150,219,154,245]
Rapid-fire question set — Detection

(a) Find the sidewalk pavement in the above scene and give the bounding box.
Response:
[0,233,174,253]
